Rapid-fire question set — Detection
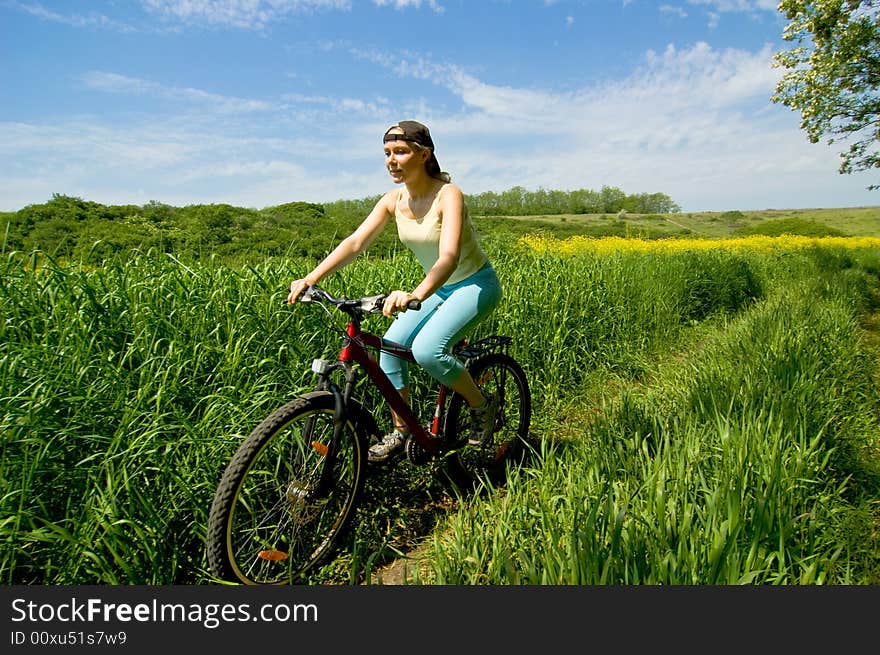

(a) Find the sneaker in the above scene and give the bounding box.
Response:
[468,393,499,446]
[368,430,407,463]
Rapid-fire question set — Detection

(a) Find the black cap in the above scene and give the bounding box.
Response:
[383,120,435,149]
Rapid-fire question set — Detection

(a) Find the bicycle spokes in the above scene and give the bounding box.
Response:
[445,352,532,487]
[207,399,365,584]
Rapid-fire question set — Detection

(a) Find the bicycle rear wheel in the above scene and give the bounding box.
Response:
[207,391,367,584]
[445,352,532,487]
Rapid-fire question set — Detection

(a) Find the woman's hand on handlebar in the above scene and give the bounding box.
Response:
[287,278,314,304]
[382,290,421,317]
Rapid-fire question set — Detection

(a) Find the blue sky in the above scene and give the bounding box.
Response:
[2,0,878,213]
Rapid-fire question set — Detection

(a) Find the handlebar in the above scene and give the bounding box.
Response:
[299,285,422,316]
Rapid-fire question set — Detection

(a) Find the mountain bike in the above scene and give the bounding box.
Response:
[206,285,532,585]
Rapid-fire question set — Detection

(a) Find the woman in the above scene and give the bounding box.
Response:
[287,120,502,462]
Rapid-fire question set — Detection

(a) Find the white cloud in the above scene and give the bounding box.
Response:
[0,116,339,209]
[13,1,136,31]
[359,40,779,129]
[2,36,875,213]
[372,0,444,12]
[686,0,778,12]
[140,0,353,29]
[15,0,447,32]
[662,0,778,29]
[82,71,276,113]
[344,40,875,209]
[357,40,871,210]
[13,0,356,32]
[660,4,689,19]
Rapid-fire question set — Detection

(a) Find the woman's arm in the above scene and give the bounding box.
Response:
[413,184,463,299]
[288,191,396,303]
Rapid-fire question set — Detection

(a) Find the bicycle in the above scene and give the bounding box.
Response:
[206,284,532,585]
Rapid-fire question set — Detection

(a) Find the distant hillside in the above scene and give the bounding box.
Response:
[1,192,877,264]
[496,206,880,241]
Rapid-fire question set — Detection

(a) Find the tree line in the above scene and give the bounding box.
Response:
[324,185,680,220]
[1,186,680,262]
[466,185,680,215]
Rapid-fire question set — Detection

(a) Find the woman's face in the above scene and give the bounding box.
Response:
[384,138,428,184]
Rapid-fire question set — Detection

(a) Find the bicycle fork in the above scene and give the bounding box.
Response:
[297,359,354,494]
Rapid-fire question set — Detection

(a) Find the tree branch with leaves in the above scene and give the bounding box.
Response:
[772,0,880,189]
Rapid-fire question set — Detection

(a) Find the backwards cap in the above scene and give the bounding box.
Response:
[383,120,435,149]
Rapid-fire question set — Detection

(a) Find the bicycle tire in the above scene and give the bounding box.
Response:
[206,391,367,584]
[445,352,532,487]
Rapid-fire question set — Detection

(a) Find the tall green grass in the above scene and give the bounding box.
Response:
[1,241,878,584]
[423,247,880,584]
[428,280,879,583]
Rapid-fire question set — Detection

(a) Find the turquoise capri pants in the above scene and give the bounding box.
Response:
[379,262,502,389]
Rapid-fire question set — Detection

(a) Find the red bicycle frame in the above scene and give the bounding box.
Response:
[336,316,452,456]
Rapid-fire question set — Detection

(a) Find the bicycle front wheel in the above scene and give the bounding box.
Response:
[207,391,367,584]
[445,352,532,487]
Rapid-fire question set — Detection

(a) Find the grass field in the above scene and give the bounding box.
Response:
[1,209,879,585]
[491,206,880,240]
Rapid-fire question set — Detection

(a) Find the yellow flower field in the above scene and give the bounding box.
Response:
[519,233,880,256]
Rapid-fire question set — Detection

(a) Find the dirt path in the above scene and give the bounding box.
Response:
[370,545,430,584]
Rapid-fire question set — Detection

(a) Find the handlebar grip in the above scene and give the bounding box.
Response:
[407,299,422,311]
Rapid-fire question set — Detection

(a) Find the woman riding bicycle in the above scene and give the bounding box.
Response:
[287,120,502,463]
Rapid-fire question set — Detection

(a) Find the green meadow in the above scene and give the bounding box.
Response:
[1,201,879,584]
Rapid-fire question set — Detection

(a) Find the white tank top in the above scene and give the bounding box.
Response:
[394,185,487,286]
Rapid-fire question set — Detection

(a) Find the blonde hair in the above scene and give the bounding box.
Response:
[410,141,451,182]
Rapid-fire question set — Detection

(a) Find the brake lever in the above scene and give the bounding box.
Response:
[359,294,387,313]
[300,284,326,304]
